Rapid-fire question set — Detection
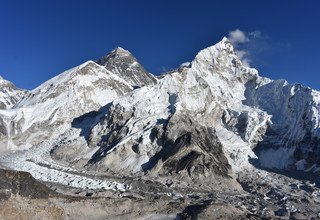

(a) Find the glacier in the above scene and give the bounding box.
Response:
[0,37,320,218]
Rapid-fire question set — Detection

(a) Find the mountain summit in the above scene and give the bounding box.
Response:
[0,38,320,218]
[96,47,157,87]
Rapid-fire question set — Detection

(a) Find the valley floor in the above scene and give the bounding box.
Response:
[0,144,320,219]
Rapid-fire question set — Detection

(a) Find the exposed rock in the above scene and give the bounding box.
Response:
[96,47,157,87]
[1,37,320,219]
[0,168,58,200]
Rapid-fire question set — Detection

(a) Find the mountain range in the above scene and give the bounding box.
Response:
[0,37,319,219]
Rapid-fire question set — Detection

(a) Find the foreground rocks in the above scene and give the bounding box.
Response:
[0,168,319,219]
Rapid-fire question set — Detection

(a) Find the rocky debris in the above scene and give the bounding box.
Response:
[237,170,320,219]
[0,37,320,219]
[1,163,320,219]
[0,168,58,200]
[0,168,250,220]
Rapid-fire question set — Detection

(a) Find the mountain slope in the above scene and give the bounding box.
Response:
[50,38,320,190]
[0,76,27,110]
[1,38,320,218]
[0,61,133,152]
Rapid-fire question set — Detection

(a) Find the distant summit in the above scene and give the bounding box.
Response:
[96,47,157,87]
[0,38,320,218]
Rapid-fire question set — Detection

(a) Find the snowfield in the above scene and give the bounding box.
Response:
[0,36,319,214]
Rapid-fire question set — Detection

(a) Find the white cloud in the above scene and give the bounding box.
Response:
[235,50,246,60]
[228,29,249,45]
[234,50,250,67]
[249,30,262,38]
[227,29,263,67]
[240,58,251,67]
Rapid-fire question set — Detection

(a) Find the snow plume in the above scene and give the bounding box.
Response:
[228,29,249,45]
[228,29,262,67]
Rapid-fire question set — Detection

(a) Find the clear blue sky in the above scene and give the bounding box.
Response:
[0,0,319,90]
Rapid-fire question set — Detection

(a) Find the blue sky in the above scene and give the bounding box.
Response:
[0,0,319,90]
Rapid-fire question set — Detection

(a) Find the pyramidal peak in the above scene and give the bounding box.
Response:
[96,47,157,87]
[113,47,131,55]
[194,37,236,60]
[221,36,232,44]
[1,37,320,219]
[192,37,243,71]
[97,47,133,65]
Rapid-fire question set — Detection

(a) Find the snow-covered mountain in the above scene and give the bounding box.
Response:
[0,76,27,110]
[1,38,320,214]
[0,52,154,152]
[44,38,320,191]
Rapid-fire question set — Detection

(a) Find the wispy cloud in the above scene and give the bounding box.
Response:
[248,30,262,39]
[228,29,265,67]
[228,29,249,45]
[235,50,251,67]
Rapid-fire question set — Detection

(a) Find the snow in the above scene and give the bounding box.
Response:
[0,76,27,109]
[1,37,320,191]
[216,124,257,171]
[44,37,320,176]
[0,60,133,151]
[179,62,191,68]
[1,146,127,191]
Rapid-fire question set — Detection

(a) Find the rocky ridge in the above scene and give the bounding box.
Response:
[0,37,320,219]
[0,76,27,110]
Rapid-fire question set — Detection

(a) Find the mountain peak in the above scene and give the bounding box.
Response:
[96,47,131,66]
[221,36,230,43]
[213,37,235,53]
[113,47,130,54]
[192,37,236,69]
[96,48,157,87]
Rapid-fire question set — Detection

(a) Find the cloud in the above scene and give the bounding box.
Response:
[228,29,264,67]
[234,50,246,60]
[228,29,249,45]
[249,30,262,38]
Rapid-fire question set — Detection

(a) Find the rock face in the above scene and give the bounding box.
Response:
[0,168,57,200]
[49,38,320,192]
[244,79,320,170]
[96,47,157,87]
[1,38,320,218]
[0,61,134,152]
